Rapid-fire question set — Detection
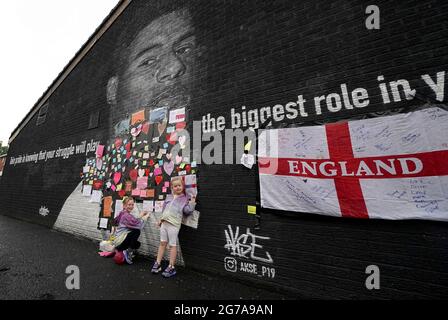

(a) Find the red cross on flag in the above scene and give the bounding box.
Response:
[258,106,448,221]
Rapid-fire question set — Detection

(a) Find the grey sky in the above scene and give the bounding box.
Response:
[0,0,119,146]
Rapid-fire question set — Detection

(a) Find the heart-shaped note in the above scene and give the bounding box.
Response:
[118,190,126,198]
[166,153,172,160]
[178,135,187,149]
[138,169,145,177]
[113,172,121,185]
[96,158,103,170]
[93,180,103,190]
[115,138,122,149]
[142,122,150,134]
[163,161,174,176]
[131,124,142,137]
[167,132,177,145]
[155,176,163,185]
[129,169,138,181]
[175,155,183,164]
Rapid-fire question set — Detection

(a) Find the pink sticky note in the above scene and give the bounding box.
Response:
[137,177,148,190]
[96,145,105,158]
[154,167,163,176]
[140,190,147,198]
[162,187,167,193]
[164,181,170,188]
[132,189,140,196]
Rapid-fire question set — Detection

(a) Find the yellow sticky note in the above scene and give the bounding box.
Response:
[245,140,252,152]
[247,205,257,215]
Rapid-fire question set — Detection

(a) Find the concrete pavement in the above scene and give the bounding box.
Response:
[0,214,294,300]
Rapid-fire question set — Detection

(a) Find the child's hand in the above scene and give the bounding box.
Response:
[189,196,196,205]
[140,211,150,218]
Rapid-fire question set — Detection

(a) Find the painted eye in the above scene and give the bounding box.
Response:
[175,45,193,55]
[139,58,157,67]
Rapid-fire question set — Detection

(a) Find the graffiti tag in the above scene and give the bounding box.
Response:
[224,225,273,264]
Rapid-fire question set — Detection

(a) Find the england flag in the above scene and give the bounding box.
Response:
[258,106,448,222]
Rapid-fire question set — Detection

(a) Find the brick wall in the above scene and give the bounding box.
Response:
[1,0,447,299]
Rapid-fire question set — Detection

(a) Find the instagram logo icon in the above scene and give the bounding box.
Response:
[224,257,238,273]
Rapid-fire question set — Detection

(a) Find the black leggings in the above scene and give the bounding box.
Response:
[116,229,141,251]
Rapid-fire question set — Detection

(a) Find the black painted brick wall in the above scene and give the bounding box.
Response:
[1,0,447,299]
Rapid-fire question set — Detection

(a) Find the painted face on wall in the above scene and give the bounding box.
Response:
[112,9,199,125]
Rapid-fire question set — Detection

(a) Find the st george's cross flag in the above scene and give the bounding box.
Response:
[258,106,448,222]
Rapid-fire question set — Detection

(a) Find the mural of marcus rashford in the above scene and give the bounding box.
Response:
[54,2,206,263]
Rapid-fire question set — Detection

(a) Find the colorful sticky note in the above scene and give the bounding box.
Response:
[167,126,175,133]
[103,196,113,217]
[169,107,186,124]
[114,200,123,218]
[132,189,140,196]
[96,145,105,158]
[137,177,148,190]
[247,205,257,215]
[146,189,155,198]
[131,110,145,125]
[99,218,108,229]
[82,185,92,197]
[154,167,162,176]
[140,190,148,198]
[162,187,167,193]
[143,200,154,212]
[149,107,167,123]
[90,190,102,203]
[185,175,197,185]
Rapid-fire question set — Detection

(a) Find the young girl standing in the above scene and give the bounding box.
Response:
[151,177,196,277]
